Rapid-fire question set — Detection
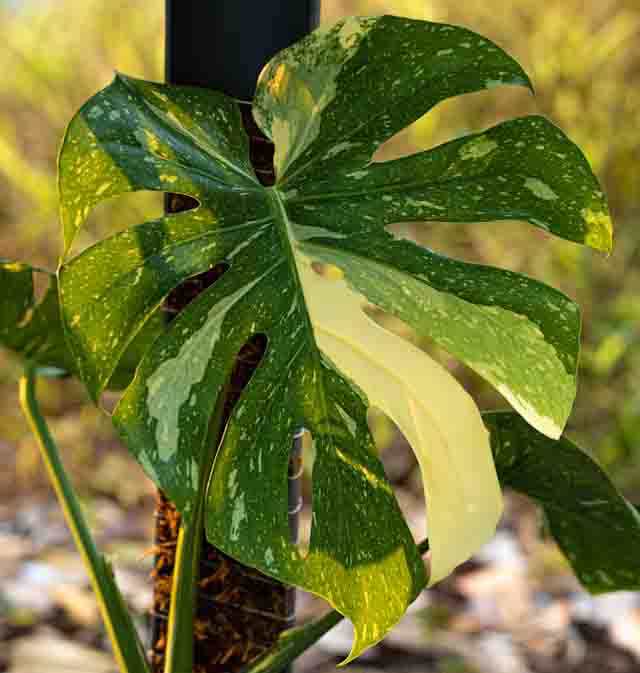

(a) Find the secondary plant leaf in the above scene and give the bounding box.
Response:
[19,369,150,673]
[57,16,610,659]
[0,260,74,376]
[486,412,640,593]
[0,260,162,387]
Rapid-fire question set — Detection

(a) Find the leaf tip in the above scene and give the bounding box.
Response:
[339,632,370,667]
[523,72,536,96]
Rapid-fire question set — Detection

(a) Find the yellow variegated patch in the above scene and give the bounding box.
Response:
[296,251,503,585]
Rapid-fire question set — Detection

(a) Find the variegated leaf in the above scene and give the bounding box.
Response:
[486,412,640,593]
[57,16,610,660]
[0,260,73,377]
[0,260,162,387]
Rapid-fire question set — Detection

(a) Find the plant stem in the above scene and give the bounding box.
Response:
[19,367,149,673]
[163,381,229,673]
[163,507,204,673]
[238,610,343,673]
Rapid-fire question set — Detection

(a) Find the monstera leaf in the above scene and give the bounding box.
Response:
[0,261,74,376]
[487,412,640,593]
[57,16,611,659]
[0,260,163,387]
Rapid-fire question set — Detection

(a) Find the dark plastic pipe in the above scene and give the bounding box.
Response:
[166,0,321,99]
[159,3,320,671]
[164,0,320,546]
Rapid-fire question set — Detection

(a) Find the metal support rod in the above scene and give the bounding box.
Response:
[150,3,320,672]
[165,1,320,99]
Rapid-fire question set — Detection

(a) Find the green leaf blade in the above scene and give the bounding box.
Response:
[295,235,579,439]
[254,15,531,181]
[108,176,499,660]
[58,201,273,399]
[57,15,613,662]
[487,412,640,593]
[288,116,612,253]
[0,261,73,376]
[58,73,258,256]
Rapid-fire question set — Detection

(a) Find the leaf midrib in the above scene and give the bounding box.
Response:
[120,75,259,187]
[268,188,335,443]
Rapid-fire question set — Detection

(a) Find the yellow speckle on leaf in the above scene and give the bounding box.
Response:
[268,63,289,98]
[582,207,613,253]
[322,263,344,281]
[151,90,168,103]
[459,137,498,160]
[141,129,161,153]
[524,178,558,201]
[337,16,374,50]
[2,262,25,272]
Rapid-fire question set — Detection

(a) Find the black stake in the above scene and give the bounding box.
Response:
[151,3,320,672]
[166,1,321,99]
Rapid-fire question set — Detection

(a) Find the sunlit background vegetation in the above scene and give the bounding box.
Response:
[2,0,639,506]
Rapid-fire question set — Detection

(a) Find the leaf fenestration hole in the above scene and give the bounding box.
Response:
[385,217,548,272]
[223,333,269,416]
[372,86,534,164]
[362,303,462,376]
[164,262,230,322]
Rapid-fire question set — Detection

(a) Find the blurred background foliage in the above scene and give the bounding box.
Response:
[1,0,639,500]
